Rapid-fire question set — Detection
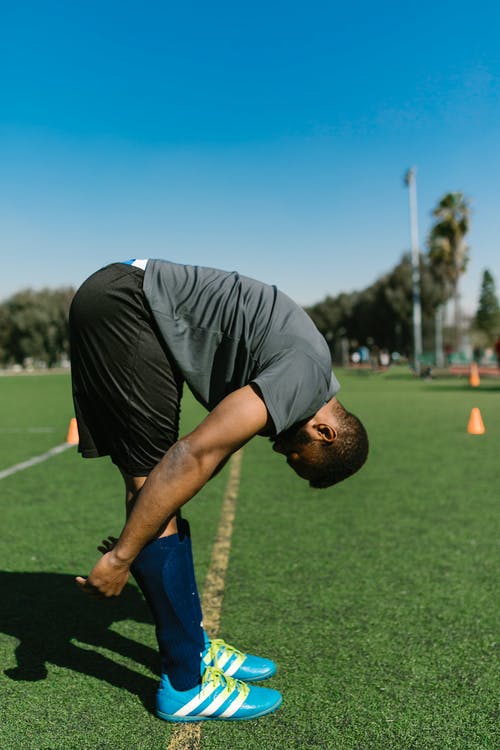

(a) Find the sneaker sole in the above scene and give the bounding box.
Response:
[156,696,282,723]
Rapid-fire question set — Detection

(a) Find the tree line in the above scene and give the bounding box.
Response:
[307,252,446,356]
[307,192,500,363]
[0,287,75,368]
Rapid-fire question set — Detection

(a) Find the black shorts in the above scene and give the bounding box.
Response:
[69,263,183,476]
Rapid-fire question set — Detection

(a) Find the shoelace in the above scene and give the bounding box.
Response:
[207,638,245,667]
[202,666,249,698]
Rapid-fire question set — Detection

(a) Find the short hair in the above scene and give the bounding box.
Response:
[308,406,369,489]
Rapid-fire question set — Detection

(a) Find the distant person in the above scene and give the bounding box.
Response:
[379,350,390,367]
[473,346,481,364]
[359,345,369,363]
[495,336,500,369]
[69,258,369,723]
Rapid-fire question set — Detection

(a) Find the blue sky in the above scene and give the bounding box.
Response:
[1,1,499,313]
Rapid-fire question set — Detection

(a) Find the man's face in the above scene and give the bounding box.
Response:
[270,423,319,481]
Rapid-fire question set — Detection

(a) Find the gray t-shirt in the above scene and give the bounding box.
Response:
[143,259,339,434]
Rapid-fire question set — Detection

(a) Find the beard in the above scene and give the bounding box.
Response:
[271,421,311,454]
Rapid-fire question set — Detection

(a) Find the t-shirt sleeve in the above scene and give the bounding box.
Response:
[252,350,339,435]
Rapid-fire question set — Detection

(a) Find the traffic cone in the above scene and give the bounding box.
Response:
[66,417,79,445]
[469,362,480,387]
[467,407,485,435]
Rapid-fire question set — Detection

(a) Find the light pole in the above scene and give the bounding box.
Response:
[404,167,423,375]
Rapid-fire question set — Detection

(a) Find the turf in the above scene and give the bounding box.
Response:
[0,370,498,749]
[0,374,73,469]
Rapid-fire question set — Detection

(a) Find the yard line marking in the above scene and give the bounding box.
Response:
[167,449,243,750]
[0,443,74,480]
[201,448,242,638]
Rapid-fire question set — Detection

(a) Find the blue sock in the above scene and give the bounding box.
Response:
[131,519,205,691]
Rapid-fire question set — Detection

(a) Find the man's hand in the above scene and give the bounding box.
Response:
[75,550,130,598]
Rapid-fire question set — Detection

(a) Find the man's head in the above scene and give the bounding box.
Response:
[271,398,368,488]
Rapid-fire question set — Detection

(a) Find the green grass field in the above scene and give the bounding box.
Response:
[0,371,498,750]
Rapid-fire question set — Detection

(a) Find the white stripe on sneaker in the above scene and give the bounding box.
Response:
[218,689,248,718]
[215,651,231,670]
[198,688,234,717]
[174,682,218,717]
[223,654,245,677]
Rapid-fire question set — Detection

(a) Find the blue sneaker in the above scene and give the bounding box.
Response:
[156,666,282,722]
[202,636,277,682]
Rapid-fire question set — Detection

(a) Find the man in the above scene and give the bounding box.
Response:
[70,258,368,722]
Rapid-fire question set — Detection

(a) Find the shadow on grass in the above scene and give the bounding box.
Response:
[1,571,157,713]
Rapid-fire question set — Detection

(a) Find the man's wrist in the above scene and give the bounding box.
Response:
[109,545,134,567]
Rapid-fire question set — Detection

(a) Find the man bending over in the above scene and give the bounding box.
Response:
[69,258,368,722]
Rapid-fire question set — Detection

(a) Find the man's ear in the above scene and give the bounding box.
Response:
[315,423,337,443]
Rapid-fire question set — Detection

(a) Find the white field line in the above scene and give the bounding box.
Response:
[167,449,243,750]
[0,443,74,480]
[200,449,243,638]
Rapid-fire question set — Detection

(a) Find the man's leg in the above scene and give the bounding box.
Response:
[121,472,281,723]
[122,473,205,692]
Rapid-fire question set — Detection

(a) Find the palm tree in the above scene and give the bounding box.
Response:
[427,192,471,349]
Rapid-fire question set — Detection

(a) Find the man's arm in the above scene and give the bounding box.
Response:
[76,384,268,597]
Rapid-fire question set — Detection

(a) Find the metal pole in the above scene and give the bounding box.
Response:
[404,167,423,375]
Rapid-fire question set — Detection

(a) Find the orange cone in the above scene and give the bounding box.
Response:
[467,407,485,435]
[469,362,480,387]
[66,417,79,444]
